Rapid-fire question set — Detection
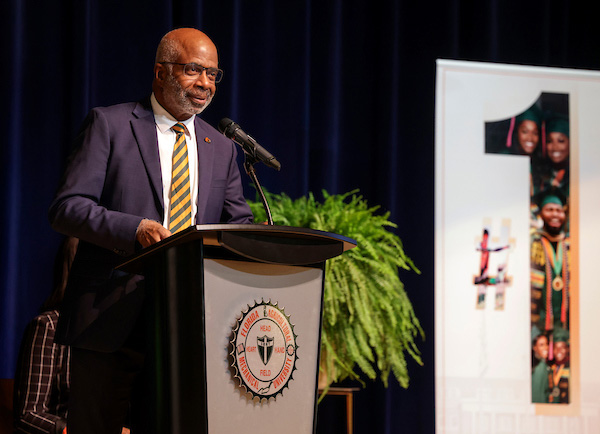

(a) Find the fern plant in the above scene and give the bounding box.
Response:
[247,190,424,392]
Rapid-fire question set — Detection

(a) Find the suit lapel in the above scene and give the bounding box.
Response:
[194,117,215,223]
[131,101,164,213]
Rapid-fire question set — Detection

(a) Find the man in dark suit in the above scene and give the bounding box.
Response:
[48,28,253,433]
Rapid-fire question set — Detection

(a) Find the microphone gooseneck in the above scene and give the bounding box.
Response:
[217,118,278,225]
[218,118,281,171]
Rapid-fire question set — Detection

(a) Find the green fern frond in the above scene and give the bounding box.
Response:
[248,189,424,389]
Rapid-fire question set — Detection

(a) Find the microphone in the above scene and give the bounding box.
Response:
[218,118,281,170]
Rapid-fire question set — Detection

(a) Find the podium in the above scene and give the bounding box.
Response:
[117,224,356,434]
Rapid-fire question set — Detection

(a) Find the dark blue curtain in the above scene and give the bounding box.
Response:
[2,1,599,432]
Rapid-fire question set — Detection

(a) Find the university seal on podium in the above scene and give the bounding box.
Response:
[231,299,298,401]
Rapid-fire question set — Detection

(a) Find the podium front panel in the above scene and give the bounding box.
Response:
[203,259,323,434]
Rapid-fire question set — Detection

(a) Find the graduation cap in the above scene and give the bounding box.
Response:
[516,104,542,127]
[552,326,569,343]
[534,188,566,211]
[546,116,569,138]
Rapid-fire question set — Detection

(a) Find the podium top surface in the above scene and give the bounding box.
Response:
[117,224,357,273]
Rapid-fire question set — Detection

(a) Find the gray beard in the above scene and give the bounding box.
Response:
[165,74,213,116]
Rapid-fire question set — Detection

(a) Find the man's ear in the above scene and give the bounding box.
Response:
[154,63,166,82]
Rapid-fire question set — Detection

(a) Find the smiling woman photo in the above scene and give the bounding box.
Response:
[532,116,570,198]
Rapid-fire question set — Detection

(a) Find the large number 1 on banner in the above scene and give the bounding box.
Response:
[484,92,572,405]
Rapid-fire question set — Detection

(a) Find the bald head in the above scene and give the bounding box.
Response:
[153,28,220,120]
[155,28,218,64]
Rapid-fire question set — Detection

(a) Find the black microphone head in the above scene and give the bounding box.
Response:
[218,118,235,137]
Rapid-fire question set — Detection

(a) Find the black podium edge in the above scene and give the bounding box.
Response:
[116,224,357,274]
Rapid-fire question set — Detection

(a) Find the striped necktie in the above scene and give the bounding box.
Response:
[168,123,192,234]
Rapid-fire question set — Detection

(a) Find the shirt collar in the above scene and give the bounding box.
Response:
[150,93,195,136]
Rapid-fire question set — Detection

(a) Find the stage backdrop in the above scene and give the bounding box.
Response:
[435,60,600,433]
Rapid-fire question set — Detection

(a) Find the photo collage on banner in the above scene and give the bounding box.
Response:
[485,93,571,405]
[436,59,600,433]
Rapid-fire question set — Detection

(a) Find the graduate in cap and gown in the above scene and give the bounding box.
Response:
[530,190,570,350]
[549,326,570,404]
[532,116,570,199]
[531,326,551,403]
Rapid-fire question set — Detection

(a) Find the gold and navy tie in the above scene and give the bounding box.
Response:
[168,123,192,233]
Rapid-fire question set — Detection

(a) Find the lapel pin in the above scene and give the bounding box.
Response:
[204,137,211,143]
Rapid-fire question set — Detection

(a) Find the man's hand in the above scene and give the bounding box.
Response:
[136,219,171,248]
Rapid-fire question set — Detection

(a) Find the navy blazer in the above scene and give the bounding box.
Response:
[48,100,253,351]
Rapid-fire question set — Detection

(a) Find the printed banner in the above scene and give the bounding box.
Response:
[435,60,600,433]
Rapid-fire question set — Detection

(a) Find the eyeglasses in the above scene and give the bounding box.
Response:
[160,62,224,83]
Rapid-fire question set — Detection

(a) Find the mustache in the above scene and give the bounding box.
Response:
[187,89,212,99]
